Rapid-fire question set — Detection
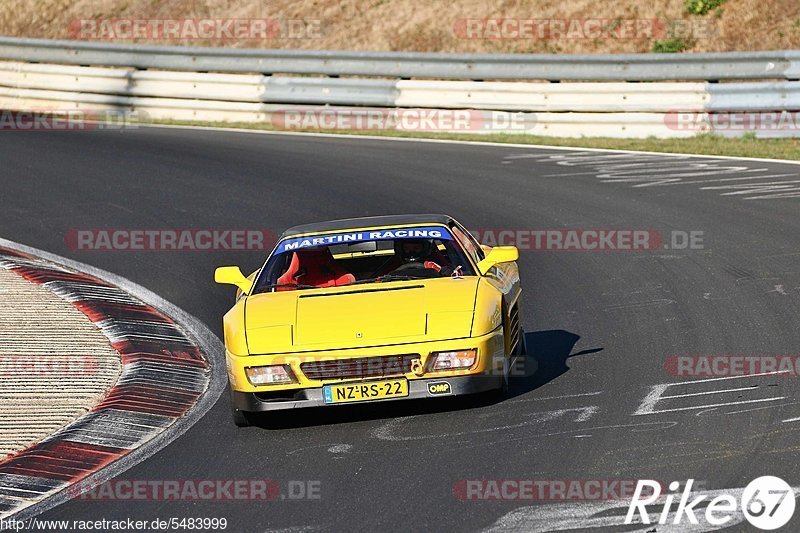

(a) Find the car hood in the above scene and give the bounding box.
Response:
[244,277,479,354]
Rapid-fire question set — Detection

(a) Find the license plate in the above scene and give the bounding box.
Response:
[323,378,408,404]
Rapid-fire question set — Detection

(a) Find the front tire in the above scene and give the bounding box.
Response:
[501,308,524,396]
[497,315,516,398]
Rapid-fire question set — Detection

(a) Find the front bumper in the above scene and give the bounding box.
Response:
[231,372,503,412]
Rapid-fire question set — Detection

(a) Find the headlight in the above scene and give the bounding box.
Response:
[245,364,296,385]
[429,349,477,371]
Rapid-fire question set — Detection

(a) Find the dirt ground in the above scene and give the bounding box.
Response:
[2,0,799,53]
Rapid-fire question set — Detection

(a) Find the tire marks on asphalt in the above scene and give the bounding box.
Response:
[503,151,800,200]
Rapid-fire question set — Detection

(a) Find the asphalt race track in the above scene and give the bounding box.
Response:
[3,126,800,531]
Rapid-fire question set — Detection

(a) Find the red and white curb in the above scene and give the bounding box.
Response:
[0,239,225,521]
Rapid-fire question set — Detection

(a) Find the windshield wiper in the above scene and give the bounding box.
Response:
[352,274,431,285]
[252,282,318,294]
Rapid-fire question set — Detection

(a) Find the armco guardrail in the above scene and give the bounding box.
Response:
[0,62,713,112]
[0,38,799,138]
[7,61,800,112]
[1,37,799,81]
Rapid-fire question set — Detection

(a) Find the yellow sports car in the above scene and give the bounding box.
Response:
[215,214,522,426]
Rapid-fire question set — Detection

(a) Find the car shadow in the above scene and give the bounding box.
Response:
[506,329,604,400]
[243,329,603,430]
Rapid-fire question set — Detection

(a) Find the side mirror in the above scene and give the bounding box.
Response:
[477,246,519,275]
[215,266,254,295]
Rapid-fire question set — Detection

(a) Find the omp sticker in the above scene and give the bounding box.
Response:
[427,381,453,396]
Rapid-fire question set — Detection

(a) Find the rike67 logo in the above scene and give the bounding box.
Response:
[625,477,796,530]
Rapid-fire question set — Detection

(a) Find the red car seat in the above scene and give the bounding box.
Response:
[276,249,355,289]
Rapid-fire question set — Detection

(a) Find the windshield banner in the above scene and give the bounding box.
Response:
[275,226,453,254]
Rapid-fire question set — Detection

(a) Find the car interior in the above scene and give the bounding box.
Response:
[260,237,469,291]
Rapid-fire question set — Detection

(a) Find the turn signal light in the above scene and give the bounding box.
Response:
[430,349,477,371]
[245,364,296,385]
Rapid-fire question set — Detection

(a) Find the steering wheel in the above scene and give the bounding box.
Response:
[392,262,428,273]
[389,261,454,277]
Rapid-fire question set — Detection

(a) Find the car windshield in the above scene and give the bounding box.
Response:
[252,225,475,293]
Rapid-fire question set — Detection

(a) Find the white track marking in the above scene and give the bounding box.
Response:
[724,401,800,416]
[634,372,790,416]
[572,406,599,421]
[637,397,785,415]
[660,173,797,185]
[746,191,800,200]
[768,285,789,295]
[509,391,604,402]
[542,170,610,177]
[371,406,599,442]
[327,444,353,454]
[703,180,800,196]
[635,384,672,415]
[606,168,763,186]
[502,149,799,200]
[374,418,676,449]
[671,370,791,384]
[660,385,758,400]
